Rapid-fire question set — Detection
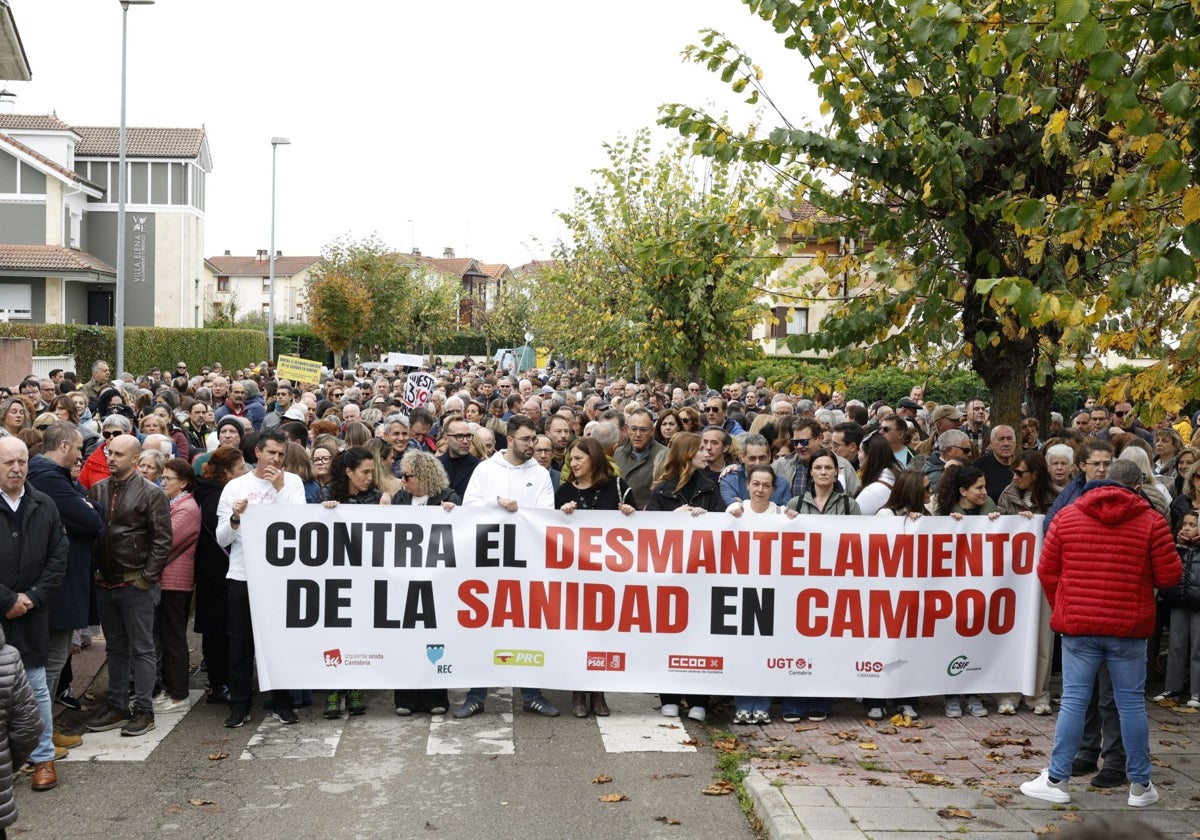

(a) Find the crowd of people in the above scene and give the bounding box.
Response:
[0,357,1197,817]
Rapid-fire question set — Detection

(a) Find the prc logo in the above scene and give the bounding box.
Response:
[427,644,445,665]
[493,649,545,667]
[323,648,342,668]
[947,655,970,677]
[586,651,627,671]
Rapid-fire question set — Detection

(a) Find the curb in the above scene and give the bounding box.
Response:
[744,768,816,840]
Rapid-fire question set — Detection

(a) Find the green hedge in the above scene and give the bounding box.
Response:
[434,331,488,358]
[2,323,267,376]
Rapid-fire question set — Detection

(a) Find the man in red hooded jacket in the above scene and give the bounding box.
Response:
[1022,460,1181,808]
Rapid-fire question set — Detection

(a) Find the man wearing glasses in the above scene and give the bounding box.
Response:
[703,396,745,436]
[772,418,824,504]
[437,417,480,501]
[614,408,665,509]
[456,415,558,719]
[1100,401,1154,444]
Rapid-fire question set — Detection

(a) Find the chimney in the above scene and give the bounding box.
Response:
[256,249,267,262]
[276,250,282,257]
[224,249,231,256]
[412,247,421,257]
[443,247,455,259]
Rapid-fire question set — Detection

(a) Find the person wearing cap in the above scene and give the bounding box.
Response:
[895,397,927,441]
[916,404,963,456]
[193,417,245,478]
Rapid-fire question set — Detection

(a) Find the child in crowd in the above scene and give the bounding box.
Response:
[1154,510,1200,707]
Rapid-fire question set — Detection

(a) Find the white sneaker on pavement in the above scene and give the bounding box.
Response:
[660,703,679,717]
[1128,781,1159,807]
[1020,769,1070,804]
[687,705,707,722]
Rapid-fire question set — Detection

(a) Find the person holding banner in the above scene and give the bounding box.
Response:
[218,430,306,728]
[454,415,560,719]
[557,437,636,718]
[647,431,724,723]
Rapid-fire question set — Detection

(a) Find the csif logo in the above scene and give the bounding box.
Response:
[323,648,342,668]
[947,655,970,677]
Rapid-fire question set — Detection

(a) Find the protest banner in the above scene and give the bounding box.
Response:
[275,354,321,385]
[402,371,436,411]
[242,506,1042,696]
[387,352,425,368]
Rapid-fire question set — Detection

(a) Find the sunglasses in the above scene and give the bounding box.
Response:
[791,438,812,448]
[705,406,722,413]
[1011,468,1030,476]
[102,430,123,439]
[401,473,416,480]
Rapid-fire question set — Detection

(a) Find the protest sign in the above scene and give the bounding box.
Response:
[242,506,1042,695]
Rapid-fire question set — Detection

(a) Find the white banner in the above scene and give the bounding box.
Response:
[402,371,436,411]
[387,352,426,368]
[242,506,1042,696]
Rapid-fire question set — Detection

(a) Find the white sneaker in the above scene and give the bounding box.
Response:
[1189,694,1200,709]
[866,706,885,720]
[997,702,1017,715]
[966,697,988,717]
[660,703,679,717]
[1021,769,1070,804]
[153,695,193,714]
[1128,781,1159,807]
[1033,703,1053,716]
[687,705,707,722]
[898,704,919,720]
[944,699,962,718]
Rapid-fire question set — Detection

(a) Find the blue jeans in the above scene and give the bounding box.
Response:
[465,686,545,705]
[734,696,770,714]
[782,697,831,718]
[25,665,55,763]
[1049,636,1150,785]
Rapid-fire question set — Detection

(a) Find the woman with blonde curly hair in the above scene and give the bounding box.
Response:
[391,450,458,718]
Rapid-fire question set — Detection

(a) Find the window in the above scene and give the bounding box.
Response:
[217,276,229,292]
[0,284,33,320]
[262,303,270,316]
[262,276,271,292]
[771,305,808,338]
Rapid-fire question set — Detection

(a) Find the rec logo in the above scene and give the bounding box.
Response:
[586,651,626,671]
[323,648,342,668]
[493,649,545,667]
[668,654,724,673]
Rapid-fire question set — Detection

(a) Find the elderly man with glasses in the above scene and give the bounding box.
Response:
[614,408,666,509]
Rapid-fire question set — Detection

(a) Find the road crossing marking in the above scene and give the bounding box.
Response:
[61,689,204,762]
[595,711,698,753]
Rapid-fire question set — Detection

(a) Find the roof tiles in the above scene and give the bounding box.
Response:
[0,244,115,275]
[74,126,206,158]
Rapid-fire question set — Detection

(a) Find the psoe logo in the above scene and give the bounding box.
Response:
[493,649,545,667]
[668,655,724,673]
[947,655,971,677]
[323,648,342,668]
[586,651,627,671]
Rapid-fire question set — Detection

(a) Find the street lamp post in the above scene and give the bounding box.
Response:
[115,0,154,378]
[268,136,291,363]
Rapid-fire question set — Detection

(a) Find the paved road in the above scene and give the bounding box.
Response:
[18,658,756,840]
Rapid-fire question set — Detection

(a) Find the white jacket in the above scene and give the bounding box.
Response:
[463,451,554,510]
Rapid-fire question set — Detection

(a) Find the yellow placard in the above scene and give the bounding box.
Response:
[276,354,321,385]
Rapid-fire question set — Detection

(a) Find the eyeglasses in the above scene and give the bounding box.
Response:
[102,430,122,439]
[511,435,537,444]
[312,455,332,464]
[791,438,812,448]
[1113,410,1128,417]
[629,426,652,434]
[446,433,473,441]
[533,447,553,455]
[1084,460,1112,469]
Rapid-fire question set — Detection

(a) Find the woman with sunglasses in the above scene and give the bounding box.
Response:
[391,450,458,718]
[677,406,703,435]
[994,450,1058,716]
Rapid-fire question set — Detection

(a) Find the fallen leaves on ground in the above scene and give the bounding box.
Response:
[658,723,680,729]
[859,742,879,751]
[1159,723,1182,733]
[1157,698,1179,708]
[650,773,691,780]
[208,751,229,761]
[791,724,818,732]
[654,816,681,826]
[900,736,923,743]
[985,792,1014,805]
[187,799,214,806]
[598,793,629,803]
[834,730,858,741]
[936,807,975,820]
[906,770,953,787]
[980,736,1031,748]
[986,752,1006,762]
[943,754,968,761]
[889,713,916,727]
[1150,757,1173,768]
[680,738,699,747]
[865,777,887,786]
[712,737,740,752]
[592,774,612,784]
[1063,813,1083,823]
[1032,825,1059,835]
[702,780,736,796]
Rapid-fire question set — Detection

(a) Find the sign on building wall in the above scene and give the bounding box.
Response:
[129,214,154,284]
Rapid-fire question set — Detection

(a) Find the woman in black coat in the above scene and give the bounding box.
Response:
[191,445,247,704]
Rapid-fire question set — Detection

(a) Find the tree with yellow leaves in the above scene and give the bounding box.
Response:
[663,0,1199,424]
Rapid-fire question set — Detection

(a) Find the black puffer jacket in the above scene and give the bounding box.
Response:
[645,470,724,513]
[1162,544,1200,610]
[0,625,44,828]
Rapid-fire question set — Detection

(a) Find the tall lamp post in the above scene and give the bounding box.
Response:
[115,0,154,378]
[268,136,291,363]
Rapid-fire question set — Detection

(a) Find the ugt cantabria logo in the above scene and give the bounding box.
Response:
[426,644,445,665]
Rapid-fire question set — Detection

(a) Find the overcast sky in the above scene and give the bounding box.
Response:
[8,0,820,268]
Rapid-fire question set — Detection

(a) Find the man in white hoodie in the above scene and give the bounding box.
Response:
[453,415,559,719]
